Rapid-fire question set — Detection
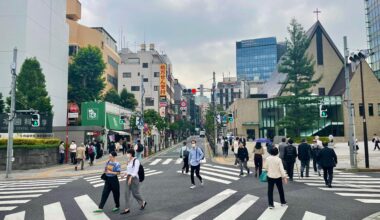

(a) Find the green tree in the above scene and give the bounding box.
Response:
[0,93,4,113]
[277,19,322,137]
[7,58,52,113]
[68,46,106,104]
[102,89,120,105]
[120,88,138,111]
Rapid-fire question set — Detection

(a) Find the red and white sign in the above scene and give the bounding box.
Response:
[159,107,166,117]
[160,102,167,107]
[180,100,187,108]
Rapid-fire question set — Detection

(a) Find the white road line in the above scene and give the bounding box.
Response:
[149,159,162,165]
[4,211,25,220]
[0,183,67,187]
[162,159,173,165]
[84,176,100,181]
[0,189,51,194]
[214,194,258,220]
[74,195,110,220]
[145,171,163,177]
[319,188,380,192]
[299,176,375,180]
[0,200,30,205]
[145,170,157,174]
[44,202,66,220]
[356,199,380,203]
[295,180,380,184]
[258,202,288,220]
[177,171,232,184]
[0,179,74,184]
[200,170,240,181]
[0,206,17,211]
[89,179,104,184]
[176,158,182,164]
[203,164,240,172]
[302,211,326,220]
[0,194,42,199]
[93,183,105,188]
[0,186,59,191]
[201,166,240,176]
[172,189,236,220]
[336,193,380,197]
[305,183,380,188]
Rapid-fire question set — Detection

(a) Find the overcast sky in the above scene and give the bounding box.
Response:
[79,0,367,89]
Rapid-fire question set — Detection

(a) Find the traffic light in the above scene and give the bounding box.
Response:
[319,105,328,118]
[182,88,197,95]
[191,88,197,95]
[135,116,140,126]
[228,113,234,122]
[31,113,40,127]
[119,115,127,124]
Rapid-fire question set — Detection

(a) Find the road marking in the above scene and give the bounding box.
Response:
[201,166,240,176]
[145,170,158,174]
[44,202,66,220]
[305,183,380,188]
[74,195,110,220]
[336,193,380,197]
[0,179,75,184]
[162,159,173,165]
[319,188,380,192]
[356,199,380,203]
[4,211,25,220]
[0,189,51,194]
[177,171,232,184]
[0,206,17,211]
[176,158,182,164]
[0,186,59,191]
[0,200,30,204]
[299,176,375,180]
[0,194,42,199]
[302,211,326,220]
[93,183,105,188]
[89,179,104,184]
[149,159,162,165]
[258,202,288,220]
[214,194,258,220]
[145,171,163,177]
[295,180,380,184]
[84,176,100,181]
[0,183,67,187]
[203,164,240,172]
[172,189,236,220]
[200,170,240,181]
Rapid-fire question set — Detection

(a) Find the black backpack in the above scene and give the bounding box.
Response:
[183,148,190,158]
[285,145,296,160]
[196,147,205,160]
[133,159,145,182]
[137,143,144,153]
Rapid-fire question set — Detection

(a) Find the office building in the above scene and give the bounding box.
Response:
[365,0,380,80]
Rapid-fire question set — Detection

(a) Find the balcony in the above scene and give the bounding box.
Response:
[66,0,81,21]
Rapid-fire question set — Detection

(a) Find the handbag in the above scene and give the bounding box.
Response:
[101,173,107,181]
[259,170,268,182]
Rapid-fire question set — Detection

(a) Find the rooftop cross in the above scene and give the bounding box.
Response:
[313,8,321,21]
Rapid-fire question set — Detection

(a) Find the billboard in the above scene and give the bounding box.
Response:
[159,64,167,97]
[0,113,53,133]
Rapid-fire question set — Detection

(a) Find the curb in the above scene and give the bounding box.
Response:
[337,168,380,172]
[363,211,380,220]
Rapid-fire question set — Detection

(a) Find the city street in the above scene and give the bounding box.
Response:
[0,137,379,220]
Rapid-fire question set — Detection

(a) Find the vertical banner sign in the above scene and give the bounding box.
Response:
[160,64,167,97]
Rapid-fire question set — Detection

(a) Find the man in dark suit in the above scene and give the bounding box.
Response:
[317,142,338,188]
[298,139,312,178]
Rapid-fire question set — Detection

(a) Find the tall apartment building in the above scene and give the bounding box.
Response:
[118,44,175,121]
[66,0,120,91]
[0,0,69,126]
[365,0,380,80]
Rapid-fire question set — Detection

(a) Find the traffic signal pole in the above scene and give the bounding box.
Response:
[213,72,217,155]
[140,74,144,149]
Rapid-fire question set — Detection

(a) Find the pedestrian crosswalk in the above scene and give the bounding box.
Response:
[0,177,76,212]
[83,168,163,188]
[171,188,326,220]
[149,158,206,166]
[3,194,110,220]
[293,170,380,204]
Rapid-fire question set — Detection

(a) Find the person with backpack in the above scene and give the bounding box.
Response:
[283,139,297,181]
[298,139,312,178]
[134,140,144,161]
[180,141,190,174]
[188,139,204,189]
[120,148,147,215]
[317,142,338,188]
[237,142,250,176]
[253,142,265,178]
[223,137,229,158]
[88,142,96,166]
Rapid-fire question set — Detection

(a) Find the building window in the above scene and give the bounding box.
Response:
[145,97,154,106]
[143,78,148,82]
[122,72,131,78]
[154,72,160,77]
[154,86,159,91]
[138,72,140,76]
[101,41,104,49]
[142,63,148,68]
[318,88,325,96]
[359,103,364,116]
[107,74,117,87]
[316,27,324,65]
[131,86,140,91]
[69,45,79,56]
[108,56,118,69]
[369,103,374,116]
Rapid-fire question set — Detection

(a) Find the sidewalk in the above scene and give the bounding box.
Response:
[212,141,380,171]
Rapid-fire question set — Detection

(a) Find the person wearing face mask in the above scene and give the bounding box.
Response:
[188,139,204,189]
[120,149,147,215]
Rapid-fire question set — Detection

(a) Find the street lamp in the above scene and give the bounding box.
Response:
[349,49,370,168]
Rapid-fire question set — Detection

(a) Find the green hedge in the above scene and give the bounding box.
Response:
[0,144,59,149]
[293,136,329,144]
[0,138,61,146]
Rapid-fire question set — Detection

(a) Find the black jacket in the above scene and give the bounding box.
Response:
[298,143,312,161]
[237,147,249,161]
[284,145,297,162]
[317,147,338,168]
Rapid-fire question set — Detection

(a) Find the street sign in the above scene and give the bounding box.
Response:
[180,99,187,108]
[159,107,166,117]
[160,102,167,107]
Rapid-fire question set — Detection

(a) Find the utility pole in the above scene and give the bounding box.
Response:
[359,60,370,168]
[6,47,17,178]
[140,74,145,148]
[343,36,357,168]
[212,71,217,155]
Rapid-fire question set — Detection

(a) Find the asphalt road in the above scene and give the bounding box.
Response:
[1,136,380,220]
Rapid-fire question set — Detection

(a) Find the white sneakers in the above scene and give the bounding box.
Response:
[190,185,196,189]
[190,181,204,189]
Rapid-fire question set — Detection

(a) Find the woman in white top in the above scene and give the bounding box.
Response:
[120,149,147,215]
[264,147,288,209]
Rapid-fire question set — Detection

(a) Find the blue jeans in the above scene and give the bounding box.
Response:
[136,152,142,160]
[59,153,64,164]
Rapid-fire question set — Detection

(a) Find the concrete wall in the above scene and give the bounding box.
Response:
[227,98,260,138]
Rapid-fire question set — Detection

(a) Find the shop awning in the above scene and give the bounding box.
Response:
[106,113,124,131]
[109,130,130,136]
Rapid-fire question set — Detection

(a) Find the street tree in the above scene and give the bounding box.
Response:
[68,46,106,105]
[0,93,4,113]
[102,89,120,105]
[277,19,322,137]
[120,88,138,111]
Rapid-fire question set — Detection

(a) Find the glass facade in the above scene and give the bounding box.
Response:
[259,96,344,139]
[236,37,277,81]
[365,0,380,79]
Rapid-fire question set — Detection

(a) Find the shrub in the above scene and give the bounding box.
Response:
[0,144,58,149]
[293,136,329,144]
[0,138,61,146]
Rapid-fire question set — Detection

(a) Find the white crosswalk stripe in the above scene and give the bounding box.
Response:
[44,202,66,220]
[214,194,258,220]
[302,211,326,220]
[0,178,75,213]
[162,159,173,165]
[149,158,162,165]
[4,210,25,220]
[258,202,288,220]
[147,158,207,166]
[75,195,110,220]
[175,158,182,164]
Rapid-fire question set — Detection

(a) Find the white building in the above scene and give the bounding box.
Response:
[118,44,175,120]
[0,0,69,126]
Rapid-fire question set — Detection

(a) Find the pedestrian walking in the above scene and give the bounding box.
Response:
[237,142,250,176]
[278,138,287,169]
[135,140,144,161]
[120,149,147,215]
[109,141,116,154]
[69,141,77,164]
[373,134,380,151]
[283,139,297,181]
[233,137,240,165]
[85,142,89,161]
[75,143,86,171]
[88,142,96,166]
[264,147,287,209]
[317,142,338,188]
[311,139,323,176]
[122,139,128,155]
[58,141,65,164]
[297,139,312,178]
[188,139,204,189]
[94,151,121,213]
[241,137,247,147]
[223,137,229,157]
[253,142,264,178]
[180,141,190,174]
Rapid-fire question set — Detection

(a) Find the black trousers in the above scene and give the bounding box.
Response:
[89,153,95,165]
[190,165,202,185]
[267,177,286,206]
[122,146,127,154]
[59,153,64,164]
[70,152,76,164]
[300,160,310,177]
[322,167,334,186]
[99,176,120,209]
[374,142,380,150]
[285,161,295,179]
[182,157,189,173]
[254,154,263,176]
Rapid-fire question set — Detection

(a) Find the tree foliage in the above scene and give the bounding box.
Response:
[7,58,52,113]
[277,19,322,137]
[0,93,4,113]
[120,88,138,111]
[102,89,120,105]
[68,46,106,104]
